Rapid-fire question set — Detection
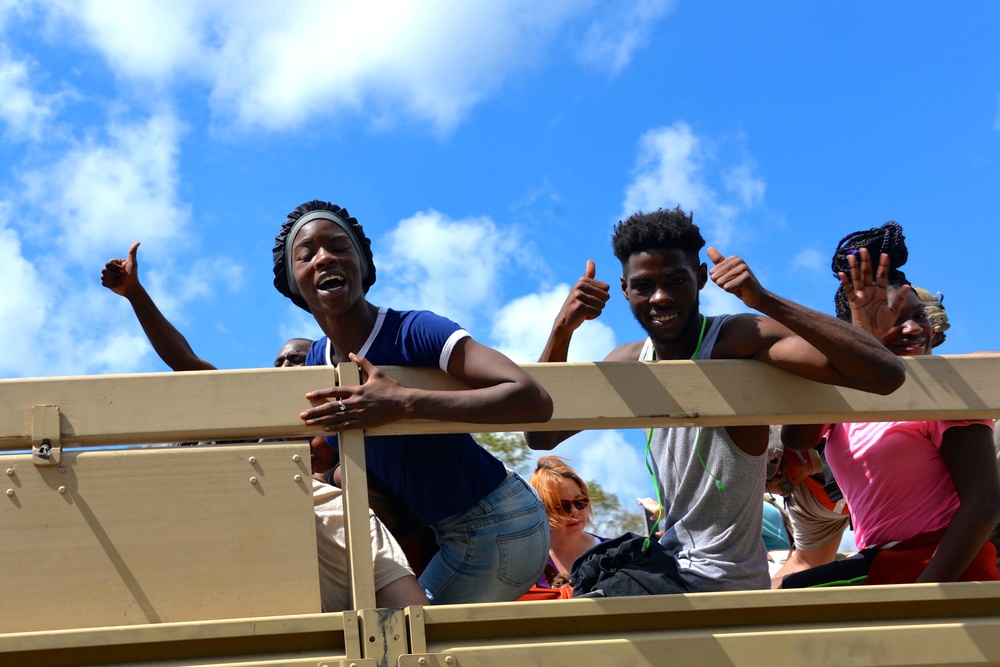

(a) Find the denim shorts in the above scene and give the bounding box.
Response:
[419,472,549,604]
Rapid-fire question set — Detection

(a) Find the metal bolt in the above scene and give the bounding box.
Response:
[58,486,67,494]
[58,465,66,474]
[292,454,301,462]
[293,474,302,483]
[445,657,454,665]
[248,456,257,464]
[250,477,258,485]
[418,659,427,666]
[5,468,13,477]
[6,489,13,497]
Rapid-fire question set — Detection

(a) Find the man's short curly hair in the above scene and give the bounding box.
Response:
[612,207,705,269]
[272,200,377,312]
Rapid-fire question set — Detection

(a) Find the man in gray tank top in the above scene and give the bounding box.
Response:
[526,206,905,593]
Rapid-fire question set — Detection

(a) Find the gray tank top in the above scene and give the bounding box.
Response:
[639,315,769,592]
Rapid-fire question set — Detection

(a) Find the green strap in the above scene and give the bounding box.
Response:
[642,315,708,550]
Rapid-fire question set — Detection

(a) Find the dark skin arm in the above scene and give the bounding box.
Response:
[707,247,905,395]
[917,423,1000,582]
[299,338,553,432]
[525,260,612,450]
[101,242,216,372]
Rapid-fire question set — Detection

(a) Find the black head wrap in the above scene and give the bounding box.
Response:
[272,200,377,313]
[831,221,909,321]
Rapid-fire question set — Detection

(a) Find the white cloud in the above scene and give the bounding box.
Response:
[0,219,52,375]
[622,122,765,249]
[36,1,672,133]
[132,254,246,344]
[21,113,189,263]
[277,304,325,352]
[578,0,677,76]
[0,51,59,141]
[84,330,156,372]
[724,163,766,208]
[491,284,617,364]
[28,279,158,377]
[699,281,752,317]
[791,247,825,275]
[0,0,31,31]
[43,0,206,82]
[0,110,238,377]
[375,210,526,331]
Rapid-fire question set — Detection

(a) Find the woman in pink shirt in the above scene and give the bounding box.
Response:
[780,223,1000,587]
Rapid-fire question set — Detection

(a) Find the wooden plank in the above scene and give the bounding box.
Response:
[0,443,320,633]
[0,612,355,667]
[0,365,342,448]
[337,362,377,612]
[412,582,1000,640]
[2,355,1000,449]
[374,353,1000,434]
[405,583,1000,667]
[399,622,1000,667]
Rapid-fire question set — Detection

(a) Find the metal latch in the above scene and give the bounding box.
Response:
[31,404,61,466]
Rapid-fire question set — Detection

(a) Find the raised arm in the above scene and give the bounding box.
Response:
[917,423,1000,582]
[706,247,904,395]
[525,260,612,450]
[101,242,216,372]
[300,341,553,432]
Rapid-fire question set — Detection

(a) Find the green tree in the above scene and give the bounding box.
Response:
[475,432,645,537]
[588,479,645,537]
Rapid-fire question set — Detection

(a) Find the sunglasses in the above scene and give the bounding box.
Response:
[559,497,589,513]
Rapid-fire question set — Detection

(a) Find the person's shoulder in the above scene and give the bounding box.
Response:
[605,340,645,361]
[395,309,464,335]
[709,312,776,359]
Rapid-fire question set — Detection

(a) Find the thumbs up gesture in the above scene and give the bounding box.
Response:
[707,247,767,310]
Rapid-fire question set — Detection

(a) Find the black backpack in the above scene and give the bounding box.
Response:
[571,532,689,598]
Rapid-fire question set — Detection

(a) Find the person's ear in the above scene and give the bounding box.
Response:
[620,274,628,299]
[697,262,707,290]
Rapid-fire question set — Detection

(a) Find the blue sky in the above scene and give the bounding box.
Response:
[2,1,999,508]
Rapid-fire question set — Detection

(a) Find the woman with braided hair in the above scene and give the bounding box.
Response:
[780,222,1000,587]
[273,199,553,604]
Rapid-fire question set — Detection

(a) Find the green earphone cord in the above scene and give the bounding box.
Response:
[643,315,716,550]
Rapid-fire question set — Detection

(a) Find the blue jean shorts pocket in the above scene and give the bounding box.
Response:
[497,519,548,588]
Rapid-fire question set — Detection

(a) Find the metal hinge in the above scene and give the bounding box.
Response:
[31,404,61,466]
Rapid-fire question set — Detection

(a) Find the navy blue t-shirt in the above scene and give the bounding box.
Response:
[307,307,507,526]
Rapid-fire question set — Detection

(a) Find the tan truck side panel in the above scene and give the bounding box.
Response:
[1,443,320,633]
[1,357,999,665]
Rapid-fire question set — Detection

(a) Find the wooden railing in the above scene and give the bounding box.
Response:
[1,356,999,666]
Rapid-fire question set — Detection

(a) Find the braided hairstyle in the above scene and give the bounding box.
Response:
[272,200,377,312]
[612,206,705,269]
[831,221,909,322]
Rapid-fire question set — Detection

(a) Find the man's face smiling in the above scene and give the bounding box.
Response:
[621,248,707,350]
[290,219,365,316]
